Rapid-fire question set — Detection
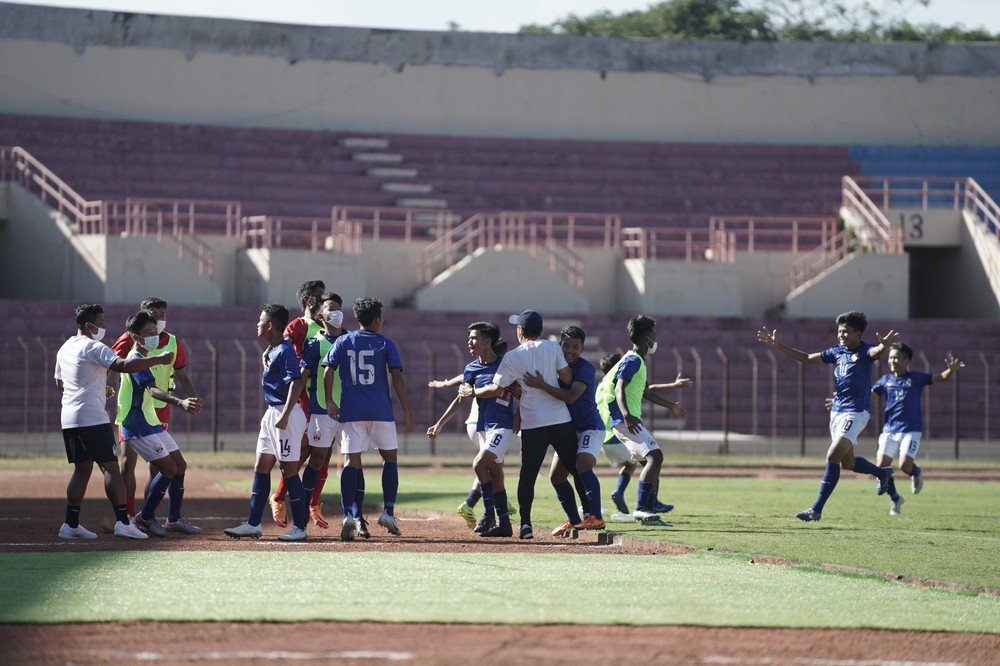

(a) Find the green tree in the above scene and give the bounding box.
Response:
[518,0,999,42]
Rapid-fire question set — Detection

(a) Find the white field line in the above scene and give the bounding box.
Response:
[132,650,412,661]
[704,657,963,666]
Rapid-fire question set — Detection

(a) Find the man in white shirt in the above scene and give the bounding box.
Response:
[464,309,582,540]
[54,303,173,540]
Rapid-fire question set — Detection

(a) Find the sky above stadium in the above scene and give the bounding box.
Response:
[7,0,1000,34]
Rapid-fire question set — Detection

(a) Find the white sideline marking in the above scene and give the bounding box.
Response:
[704,657,962,666]
[133,650,412,661]
[1,542,71,547]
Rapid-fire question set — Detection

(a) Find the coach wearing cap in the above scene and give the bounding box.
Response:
[465,309,578,540]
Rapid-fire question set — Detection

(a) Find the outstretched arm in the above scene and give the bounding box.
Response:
[756,327,822,364]
[428,374,463,389]
[932,354,964,383]
[147,385,204,415]
[869,329,902,359]
[643,387,686,419]
[427,394,466,438]
[648,372,693,392]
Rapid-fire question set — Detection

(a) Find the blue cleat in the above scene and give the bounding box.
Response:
[795,508,821,522]
[650,501,674,514]
[876,467,894,496]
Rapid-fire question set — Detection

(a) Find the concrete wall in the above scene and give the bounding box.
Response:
[953,212,1000,319]
[103,235,224,306]
[414,247,591,314]
[621,258,744,316]
[1,5,999,145]
[0,183,104,302]
[785,252,910,319]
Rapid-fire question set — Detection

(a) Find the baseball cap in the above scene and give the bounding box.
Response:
[508,309,543,336]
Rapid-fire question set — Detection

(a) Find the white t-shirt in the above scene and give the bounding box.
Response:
[54,335,120,428]
[492,339,570,430]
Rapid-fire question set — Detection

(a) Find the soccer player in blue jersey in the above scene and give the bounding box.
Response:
[871,343,963,515]
[758,310,900,522]
[524,325,607,534]
[428,322,518,537]
[322,297,414,541]
[117,310,204,537]
[225,304,309,541]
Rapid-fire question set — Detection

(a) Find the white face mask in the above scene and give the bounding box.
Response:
[88,323,106,342]
[156,319,167,333]
[647,339,658,355]
[142,335,160,350]
[326,309,344,328]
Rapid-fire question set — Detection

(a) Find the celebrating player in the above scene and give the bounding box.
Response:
[758,311,898,522]
[871,343,963,515]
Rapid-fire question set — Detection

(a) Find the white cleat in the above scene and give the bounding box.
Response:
[912,472,923,495]
[114,520,149,539]
[890,495,905,516]
[378,511,401,536]
[224,521,262,540]
[341,514,358,542]
[58,523,97,540]
[278,525,308,541]
[164,517,202,535]
[632,509,661,523]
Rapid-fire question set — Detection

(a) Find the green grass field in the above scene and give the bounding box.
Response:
[2,458,998,631]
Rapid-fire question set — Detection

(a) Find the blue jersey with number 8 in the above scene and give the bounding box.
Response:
[322,330,402,422]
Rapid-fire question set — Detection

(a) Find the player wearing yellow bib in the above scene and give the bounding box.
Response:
[596,315,686,521]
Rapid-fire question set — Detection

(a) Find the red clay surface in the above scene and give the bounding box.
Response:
[1,469,998,665]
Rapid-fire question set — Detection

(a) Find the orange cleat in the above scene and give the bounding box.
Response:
[269,493,287,528]
[551,520,575,537]
[310,503,330,529]
[573,515,606,530]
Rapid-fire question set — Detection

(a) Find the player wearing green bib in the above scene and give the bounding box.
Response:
[596,315,686,521]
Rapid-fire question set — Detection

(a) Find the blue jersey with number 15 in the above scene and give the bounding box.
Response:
[322,329,402,423]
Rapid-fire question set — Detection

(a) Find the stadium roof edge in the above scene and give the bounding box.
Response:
[1,3,1000,80]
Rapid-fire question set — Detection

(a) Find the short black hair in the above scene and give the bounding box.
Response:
[74,304,103,329]
[561,325,586,344]
[600,352,622,374]
[319,291,343,308]
[468,321,500,346]
[836,311,868,333]
[627,314,656,345]
[125,310,158,335]
[493,338,509,356]
[353,297,383,328]
[296,280,326,310]
[140,297,168,311]
[889,342,913,360]
[262,303,290,330]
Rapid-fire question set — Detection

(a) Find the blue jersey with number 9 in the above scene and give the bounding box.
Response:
[322,330,402,422]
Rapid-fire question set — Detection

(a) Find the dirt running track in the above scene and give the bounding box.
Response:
[1,469,998,665]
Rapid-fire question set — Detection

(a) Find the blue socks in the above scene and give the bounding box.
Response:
[285,474,306,529]
[614,473,630,496]
[554,480,581,523]
[494,489,511,527]
[354,467,366,519]
[302,466,318,506]
[382,461,398,517]
[167,473,185,523]
[466,485,482,508]
[813,463,841,513]
[851,456,884,478]
[580,469,602,519]
[636,480,654,512]
[139,472,171,521]
[481,479,496,520]
[248,472,271,527]
[341,466,359,516]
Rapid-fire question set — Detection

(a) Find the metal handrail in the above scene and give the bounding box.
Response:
[964,178,1000,238]
[841,176,904,252]
[790,229,857,291]
[853,176,965,210]
[1,146,219,276]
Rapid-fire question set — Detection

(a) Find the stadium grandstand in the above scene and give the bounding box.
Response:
[1,3,999,459]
